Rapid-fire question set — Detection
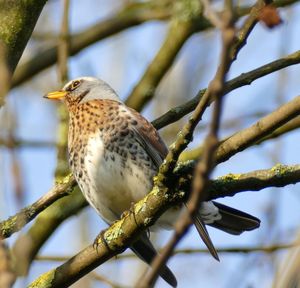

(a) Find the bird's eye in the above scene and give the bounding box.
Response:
[72,80,80,89]
[65,80,81,92]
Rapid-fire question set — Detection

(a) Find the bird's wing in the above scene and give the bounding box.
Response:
[128,107,168,168]
[127,106,220,262]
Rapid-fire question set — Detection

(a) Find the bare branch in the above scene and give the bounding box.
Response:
[12,1,172,87]
[139,1,237,285]
[215,96,300,164]
[0,240,15,288]
[0,175,76,239]
[125,18,196,110]
[0,0,47,105]
[152,49,300,130]
[55,0,71,179]
[34,242,297,263]
[0,42,11,106]
[12,188,86,276]
[25,160,300,287]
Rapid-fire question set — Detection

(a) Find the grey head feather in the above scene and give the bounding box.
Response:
[63,76,120,103]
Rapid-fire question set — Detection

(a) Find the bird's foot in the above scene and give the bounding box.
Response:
[120,210,130,219]
[121,202,136,219]
[121,202,140,227]
[93,229,111,253]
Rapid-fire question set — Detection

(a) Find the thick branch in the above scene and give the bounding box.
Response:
[0,0,46,73]
[0,0,47,105]
[208,163,300,200]
[28,162,300,288]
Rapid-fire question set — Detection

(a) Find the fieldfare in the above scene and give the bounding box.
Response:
[45,77,260,287]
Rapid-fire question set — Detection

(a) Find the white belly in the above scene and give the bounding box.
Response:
[78,135,153,224]
[75,134,221,228]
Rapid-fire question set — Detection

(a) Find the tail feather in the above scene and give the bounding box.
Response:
[130,232,177,287]
[194,201,260,260]
[208,201,261,235]
[193,216,220,261]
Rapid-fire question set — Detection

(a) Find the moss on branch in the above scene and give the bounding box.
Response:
[0,0,47,72]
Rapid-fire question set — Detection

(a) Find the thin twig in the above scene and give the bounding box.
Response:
[90,271,129,288]
[0,138,57,148]
[11,0,299,88]
[12,1,172,87]
[34,242,297,263]
[0,175,76,239]
[138,1,236,286]
[55,0,70,179]
[201,0,224,28]
[152,49,300,130]
[58,0,70,84]
[125,18,196,111]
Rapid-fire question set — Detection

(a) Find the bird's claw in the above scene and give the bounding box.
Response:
[93,230,111,253]
[121,202,135,219]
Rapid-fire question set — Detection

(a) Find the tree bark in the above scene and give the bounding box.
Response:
[0,0,47,104]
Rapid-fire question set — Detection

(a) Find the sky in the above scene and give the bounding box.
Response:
[1,0,300,287]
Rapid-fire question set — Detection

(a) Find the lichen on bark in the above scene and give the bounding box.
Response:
[0,0,47,77]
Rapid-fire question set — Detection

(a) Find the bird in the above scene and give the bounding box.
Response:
[44,76,260,287]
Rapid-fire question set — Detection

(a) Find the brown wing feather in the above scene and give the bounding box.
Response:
[127,106,220,261]
[128,107,168,168]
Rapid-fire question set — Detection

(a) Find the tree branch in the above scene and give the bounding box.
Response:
[12,188,87,276]
[0,240,15,288]
[152,49,300,129]
[0,0,47,105]
[140,1,236,285]
[12,1,172,87]
[55,0,71,179]
[215,96,300,164]
[0,175,76,239]
[11,0,299,89]
[125,17,196,110]
[27,161,300,288]
[34,242,297,262]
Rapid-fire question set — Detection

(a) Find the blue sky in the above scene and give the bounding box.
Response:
[1,0,300,287]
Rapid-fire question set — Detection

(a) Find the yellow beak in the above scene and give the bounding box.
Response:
[44,90,67,100]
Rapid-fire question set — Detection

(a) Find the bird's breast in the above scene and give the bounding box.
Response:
[69,131,156,224]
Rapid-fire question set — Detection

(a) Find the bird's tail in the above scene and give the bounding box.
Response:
[130,232,177,287]
[194,201,260,261]
[207,201,260,234]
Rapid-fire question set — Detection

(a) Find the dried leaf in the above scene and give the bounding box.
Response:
[258,5,282,29]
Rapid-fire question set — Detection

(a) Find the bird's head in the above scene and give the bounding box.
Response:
[44,77,120,105]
